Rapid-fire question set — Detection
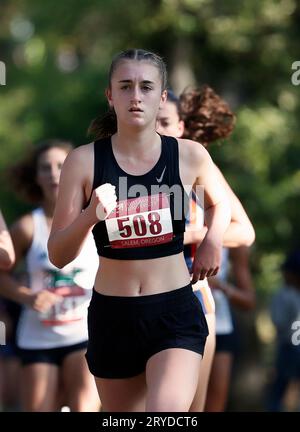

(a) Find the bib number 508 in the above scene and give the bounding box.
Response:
[117,212,162,238]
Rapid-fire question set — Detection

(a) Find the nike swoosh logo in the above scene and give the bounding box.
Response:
[156,166,166,183]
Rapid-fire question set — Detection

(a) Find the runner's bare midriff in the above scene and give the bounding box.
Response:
[94,252,190,296]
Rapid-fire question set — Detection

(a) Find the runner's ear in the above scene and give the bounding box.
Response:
[106,88,113,108]
[159,90,167,108]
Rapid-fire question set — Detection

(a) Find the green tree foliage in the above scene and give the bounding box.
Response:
[0,0,299,299]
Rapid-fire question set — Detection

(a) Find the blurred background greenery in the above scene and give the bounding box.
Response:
[0,0,299,410]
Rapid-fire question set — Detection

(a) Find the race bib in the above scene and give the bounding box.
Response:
[38,269,91,326]
[38,285,90,326]
[105,193,173,248]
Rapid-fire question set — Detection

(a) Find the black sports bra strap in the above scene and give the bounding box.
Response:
[83,139,109,209]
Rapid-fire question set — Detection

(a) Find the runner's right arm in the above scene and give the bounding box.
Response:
[48,145,116,268]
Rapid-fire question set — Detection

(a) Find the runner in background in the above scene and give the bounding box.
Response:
[0,140,100,412]
[267,248,300,411]
[156,87,255,411]
[205,245,255,411]
[0,210,19,411]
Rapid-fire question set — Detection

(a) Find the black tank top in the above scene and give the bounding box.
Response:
[87,135,189,260]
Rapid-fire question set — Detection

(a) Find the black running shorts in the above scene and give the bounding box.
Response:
[85,284,209,379]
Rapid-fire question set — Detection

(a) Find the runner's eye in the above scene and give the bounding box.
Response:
[159,120,169,127]
[38,163,51,174]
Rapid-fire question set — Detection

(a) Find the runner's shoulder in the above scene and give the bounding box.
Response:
[177,138,209,167]
[10,212,34,252]
[62,142,94,176]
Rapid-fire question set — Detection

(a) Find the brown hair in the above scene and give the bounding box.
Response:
[8,139,73,204]
[88,48,168,140]
[179,85,236,147]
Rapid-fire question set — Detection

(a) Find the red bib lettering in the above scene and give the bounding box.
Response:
[105,193,173,249]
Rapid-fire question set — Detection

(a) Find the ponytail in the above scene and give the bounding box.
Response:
[88,108,117,140]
